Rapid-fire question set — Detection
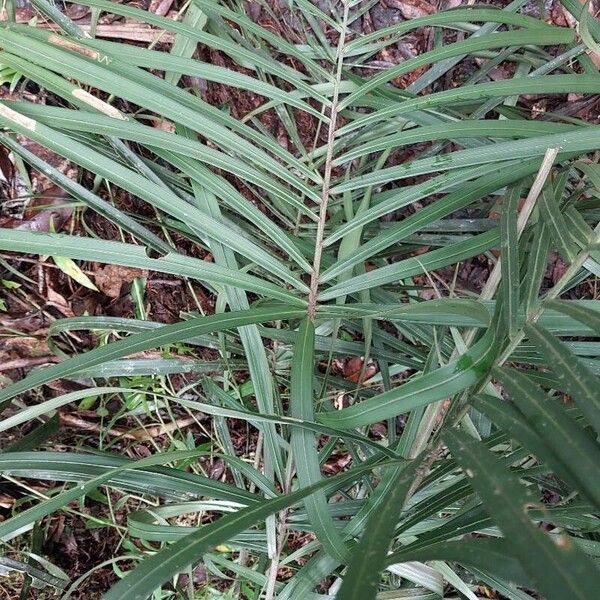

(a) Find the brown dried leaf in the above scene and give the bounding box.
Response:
[94,264,148,298]
[344,357,378,383]
[46,285,75,317]
[385,0,436,19]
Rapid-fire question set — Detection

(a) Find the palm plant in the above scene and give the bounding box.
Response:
[0,0,599,598]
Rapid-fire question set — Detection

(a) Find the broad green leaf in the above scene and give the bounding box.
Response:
[579,0,600,55]
[27,0,84,38]
[538,184,576,262]
[0,26,320,196]
[319,230,500,300]
[332,129,600,193]
[471,394,585,497]
[0,132,170,253]
[323,160,538,281]
[185,140,286,491]
[334,121,577,166]
[0,104,306,288]
[325,163,495,248]
[28,0,325,101]
[522,224,550,316]
[387,538,532,588]
[84,38,324,120]
[346,8,554,52]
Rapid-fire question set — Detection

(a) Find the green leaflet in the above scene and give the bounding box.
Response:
[320,230,501,299]
[339,76,600,135]
[342,28,575,108]
[545,300,600,334]
[0,229,305,305]
[317,329,496,429]
[0,450,258,541]
[444,429,600,599]
[523,324,600,434]
[101,458,406,600]
[337,457,422,600]
[290,318,348,560]
[0,306,306,410]
[1,2,599,598]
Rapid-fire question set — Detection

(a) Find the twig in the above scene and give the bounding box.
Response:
[58,412,197,441]
[13,17,176,43]
[153,0,176,17]
[0,356,61,371]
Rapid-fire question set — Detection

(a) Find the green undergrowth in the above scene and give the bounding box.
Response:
[0,0,599,598]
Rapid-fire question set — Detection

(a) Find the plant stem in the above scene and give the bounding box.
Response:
[307,1,350,320]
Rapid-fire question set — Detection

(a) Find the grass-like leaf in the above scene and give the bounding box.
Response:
[445,428,600,599]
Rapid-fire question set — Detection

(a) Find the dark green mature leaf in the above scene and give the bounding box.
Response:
[545,300,600,334]
[387,538,533,589]
[0,450,228,541]
[0,307,305,410]
[500,184,520,337]
[493,366,600,508]
[290,318,348,560]
[320,230,501,299]
[340,76,600,134]
[471,394,584,495]
[342,28,575,108]
[337,457,422,600]
[444,428,600,600]
[0,451,258,504]
[1,2,599,598]
[538,184,576,262]
[318,330,496,429]
[523,324,600,434]
[0,133,170,253]
[0,229,302,305]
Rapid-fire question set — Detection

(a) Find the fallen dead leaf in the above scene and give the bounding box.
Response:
[46,285,75,317]
[344,356,378,383]
[384,0,436,19]
[153,118,176,133]
[557,0,600,67]
[93,264,148,298]
[0,332,61,379]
